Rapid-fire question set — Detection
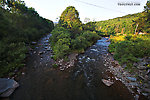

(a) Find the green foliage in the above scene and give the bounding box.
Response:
[109,34,150,68]
[0,1,54,77]
[71,31,100,51]
[58,6,82,34]
[83,22,96,31]
[52,64,58,68]
[50,6,100,60]
[50,27,71,59]
[53,38,71,59]
[83,13,143,36]
[71,36,89,51]
[50,26,100,60]
[50,26,71,46]
[136,1,150,33]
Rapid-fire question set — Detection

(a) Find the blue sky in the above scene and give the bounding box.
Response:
[23,0,147,22]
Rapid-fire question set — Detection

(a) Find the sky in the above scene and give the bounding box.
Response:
[23,0,147,22]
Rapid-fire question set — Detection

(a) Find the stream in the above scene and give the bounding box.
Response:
[6,34,139,100]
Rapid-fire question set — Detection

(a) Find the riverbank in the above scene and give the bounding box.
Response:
[106,34,150,99]
[101,40,149,99]
[55,37,149,99]
[3,36,137,100]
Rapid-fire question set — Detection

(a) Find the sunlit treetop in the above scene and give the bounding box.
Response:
[58,6,82,34]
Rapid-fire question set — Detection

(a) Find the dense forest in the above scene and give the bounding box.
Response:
[0,0,54,77]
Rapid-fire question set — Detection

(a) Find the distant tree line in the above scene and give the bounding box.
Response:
[83,1,150,35]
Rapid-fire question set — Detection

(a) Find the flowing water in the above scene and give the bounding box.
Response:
[5,34,138,100]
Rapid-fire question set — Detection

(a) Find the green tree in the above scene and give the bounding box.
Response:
[58,6,82,34]
[136,1,150,33]
[0,0,54,77]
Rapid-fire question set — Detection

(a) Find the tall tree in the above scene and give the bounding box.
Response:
[136,0,150,33]
[58,6,82,34]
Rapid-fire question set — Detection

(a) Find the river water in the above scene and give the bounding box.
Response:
[7,34,136,100]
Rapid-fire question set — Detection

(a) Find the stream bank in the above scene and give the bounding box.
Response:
[0,34,147,100]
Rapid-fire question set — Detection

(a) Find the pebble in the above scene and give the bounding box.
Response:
[31,41,37,45]
[102,79,114,86]
[146,69,150,75]
[60,68,64,71]
[142,93,149,96]
[127,77,137,82]
[143,88,150,92]
[134,94,139,100]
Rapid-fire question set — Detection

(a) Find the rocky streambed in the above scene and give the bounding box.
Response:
[103,52,150,99]
[1,34,148,100]
[99,38,150,99]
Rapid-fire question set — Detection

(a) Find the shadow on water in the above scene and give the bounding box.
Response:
[1,36,138,100]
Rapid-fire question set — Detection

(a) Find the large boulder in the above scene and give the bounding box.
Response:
[0,78,19,97]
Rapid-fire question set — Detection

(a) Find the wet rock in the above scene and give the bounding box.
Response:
[141,61,148,66]
[31,41,37,45]
[127,77,137,82]
[21,72,25,75]
[90,49,98,52]
[144,75,150,80]
[134,94,139,100]
[133,63,138,67]
[44,40,49,43]
[138,75,147,81]
[128,82,139,87]
[47,47,51,51]
[102,79,114,86]
[122,64,127,68]
[137,65,147,70]
[38,51,43,55]
[33,51,36,54]
[60,67,64,71]
[44,43,49,46]
[142,93,149,96]
[143,83,150,88]
[146,69,150,75]
[0,78,19,97]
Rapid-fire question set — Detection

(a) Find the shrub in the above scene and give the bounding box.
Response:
[109,34,150,68]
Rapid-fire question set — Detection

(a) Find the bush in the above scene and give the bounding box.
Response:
[50,27,72,59]
[109,34,150,68]
[0,4,54,77]
[50,27,100,60]
[71,36,90,50]
[53,38,71,59]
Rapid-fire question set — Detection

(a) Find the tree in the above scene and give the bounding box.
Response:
[58,6,82,34]
[0,0,54,77]
[136,1,150,33]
